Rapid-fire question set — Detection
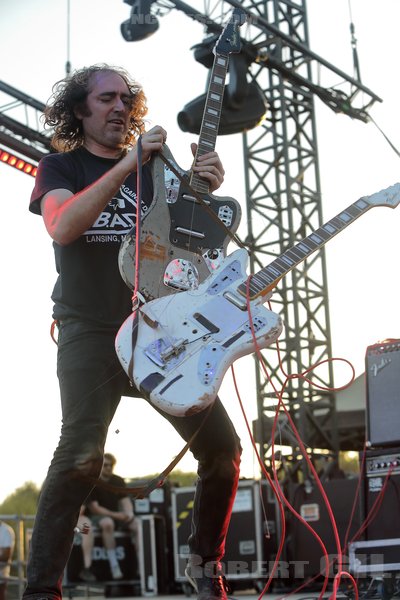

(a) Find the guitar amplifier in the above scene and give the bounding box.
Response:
[349,448,400,575]
[366,339,400,447]
[360,448,400,541]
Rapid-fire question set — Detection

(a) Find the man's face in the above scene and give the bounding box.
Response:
[77,70,133,155]
[101,458,114,479]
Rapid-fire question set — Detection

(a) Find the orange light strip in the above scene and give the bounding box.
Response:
[0,147,38,177]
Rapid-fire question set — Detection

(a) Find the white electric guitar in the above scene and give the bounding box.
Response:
[116,183,400,417]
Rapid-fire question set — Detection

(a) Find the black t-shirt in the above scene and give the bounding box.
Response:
[87,474,128,512]
[30,147,153,327]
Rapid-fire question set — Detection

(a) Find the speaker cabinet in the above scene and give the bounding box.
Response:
[366,339,400,447]
[349,448,400,575]
[288,478,361,578]
[361,448,400,541]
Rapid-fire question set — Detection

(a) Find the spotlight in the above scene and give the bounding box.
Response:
[178,81,267,136]
[178,37,266,135]
[120,0,159,42]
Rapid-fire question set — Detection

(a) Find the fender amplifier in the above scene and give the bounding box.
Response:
[366,339,400,447]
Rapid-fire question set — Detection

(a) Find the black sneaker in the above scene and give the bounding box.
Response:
[79,567,97,582]
[185,564,234,600]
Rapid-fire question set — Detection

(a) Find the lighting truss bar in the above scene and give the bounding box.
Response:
[0,113,51,153]
[0,79,51,165]
[0,131,47,163]
[0,81,46,112]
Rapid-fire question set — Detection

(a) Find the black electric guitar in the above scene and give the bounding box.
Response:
[119,8,246,301]
[116,183,400,416]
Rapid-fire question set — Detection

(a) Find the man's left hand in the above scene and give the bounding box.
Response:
[190,143,225,193]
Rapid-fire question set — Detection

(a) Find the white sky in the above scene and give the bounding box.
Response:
[1,0,399,504]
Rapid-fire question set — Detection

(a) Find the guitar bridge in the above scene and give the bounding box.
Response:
[145,337,187,368]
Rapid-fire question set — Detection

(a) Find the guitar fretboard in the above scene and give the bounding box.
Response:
[238,196,373,299]
[189,53,229,195]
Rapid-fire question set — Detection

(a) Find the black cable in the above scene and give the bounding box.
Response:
[369,114,400,159]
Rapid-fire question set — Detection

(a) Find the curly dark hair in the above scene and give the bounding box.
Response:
[44,64,148,152]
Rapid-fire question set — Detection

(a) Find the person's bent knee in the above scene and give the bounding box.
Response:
[73,450,103,479]
[199,448,241,483]
[99,517,115,532]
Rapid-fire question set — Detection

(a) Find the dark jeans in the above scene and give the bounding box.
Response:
[23,320,241,599]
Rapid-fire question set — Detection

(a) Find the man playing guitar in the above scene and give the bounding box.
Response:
[24,64,241,600]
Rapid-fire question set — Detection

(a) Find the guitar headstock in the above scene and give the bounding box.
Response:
[214,7,247,56]
[367,182,400,208]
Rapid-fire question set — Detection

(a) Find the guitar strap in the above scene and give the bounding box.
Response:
[157,150,246,251]
[127,136,143,384]
[132,402,214,499]
[78,402,214,499]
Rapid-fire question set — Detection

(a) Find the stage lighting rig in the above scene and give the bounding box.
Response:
[120,0,159,41]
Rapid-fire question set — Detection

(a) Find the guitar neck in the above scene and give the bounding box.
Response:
[189,51,230,195]
[238,195,376,300]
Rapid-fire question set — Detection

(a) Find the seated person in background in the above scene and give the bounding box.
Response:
[87,453,140,580]
[75,506,96,583]
[0,520,15,600]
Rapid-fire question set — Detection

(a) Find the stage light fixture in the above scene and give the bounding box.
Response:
[120,0,159,42]
[178,81,267,136]
[0,147,37,177]
[178,37,266,135]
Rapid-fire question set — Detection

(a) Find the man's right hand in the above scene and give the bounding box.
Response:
[123,125,167,170]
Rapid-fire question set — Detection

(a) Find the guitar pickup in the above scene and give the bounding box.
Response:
[182,194,211,205]
[175,227,205,239]
[193,312,220,334]
[223,291,248,310]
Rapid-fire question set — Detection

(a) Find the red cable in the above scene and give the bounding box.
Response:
[231,367,286,598]
[237,273,359,599]
[348,465,394,544]
[133,136,143,305]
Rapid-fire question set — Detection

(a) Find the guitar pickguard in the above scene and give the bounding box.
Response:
[118,144,241,301]
[167,180,238,253]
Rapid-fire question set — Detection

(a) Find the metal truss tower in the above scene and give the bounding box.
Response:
[156,0,381,477]
[239,0,339,475]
